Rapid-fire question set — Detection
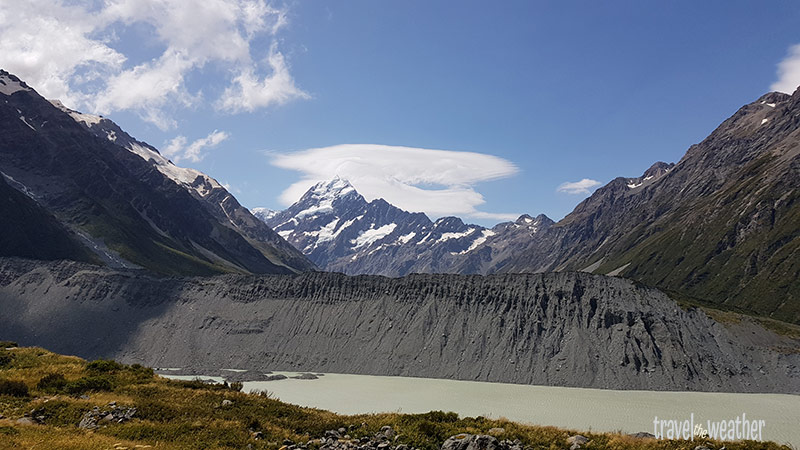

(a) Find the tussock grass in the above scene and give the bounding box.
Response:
[0,346,791,449]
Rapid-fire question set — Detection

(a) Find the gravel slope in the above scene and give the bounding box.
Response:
[0,258,797,393]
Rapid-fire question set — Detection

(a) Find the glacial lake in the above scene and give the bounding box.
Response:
[164,372,800,446]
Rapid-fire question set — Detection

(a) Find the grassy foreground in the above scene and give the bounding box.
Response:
[0,344,788,450]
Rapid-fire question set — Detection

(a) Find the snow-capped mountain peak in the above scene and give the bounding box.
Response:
[258,178,554,276]
[302,176,359,203]
[251,208,279,222]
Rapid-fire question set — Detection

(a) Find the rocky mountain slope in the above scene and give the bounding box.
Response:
[1,257,797,393]
[0,69,313,275]
[497,89,800,323]
[259,177,553,276]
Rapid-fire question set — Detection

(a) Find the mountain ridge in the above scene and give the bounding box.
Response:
[0,69,314,276]
[259,178,554,276]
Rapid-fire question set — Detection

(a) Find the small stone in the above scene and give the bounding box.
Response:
[325,430,342,439]
[16,417,35,425]
[344,435,351,440]
[283,439,295,445]
[694,446,712,450]
[377,443,390,449]
[566,435,589,445]
[441,434,500,450]
[221,399,233,407]
[338,427,346,434]
[380,426,395,439]
[628,432,655,439]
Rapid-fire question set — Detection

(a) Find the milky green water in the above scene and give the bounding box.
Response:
[166,373,800,446]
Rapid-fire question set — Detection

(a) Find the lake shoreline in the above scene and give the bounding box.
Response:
[161,371,800,447]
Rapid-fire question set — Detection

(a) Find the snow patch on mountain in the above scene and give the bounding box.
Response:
[437,228,476,243]
[313,218,341,244]
[126,143,222,197]
[18,116,36,131]
[396,232,416,244]
[251,208,279,222]
[49,100,104,127]
[0,72,31,95]
[459,229,496,254]
[352,223,397,248]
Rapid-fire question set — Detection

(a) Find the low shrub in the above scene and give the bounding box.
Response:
[0,379,29,397]
[0,426,20,436]
[37,373,68,393]
[128,363,154,379]
[64,375,113,395]
[0,340,18,348]
[86,359,124,373]
[0,351,12,368]
[169,378,226,391]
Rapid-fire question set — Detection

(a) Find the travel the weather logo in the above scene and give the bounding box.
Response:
[653,413,766,441]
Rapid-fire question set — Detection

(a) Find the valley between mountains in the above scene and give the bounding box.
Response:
[1,69,799,395]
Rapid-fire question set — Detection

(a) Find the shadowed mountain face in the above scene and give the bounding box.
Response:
[0,70,314,276]
[1,257,798,393]
[0,176,96,263]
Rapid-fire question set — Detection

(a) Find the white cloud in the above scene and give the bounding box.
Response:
[163,130,230,163]
[772,44,800,94]
[270,144,520,220]
[0,0,306,128]
[557,178,602,195]
[217,43,310,113]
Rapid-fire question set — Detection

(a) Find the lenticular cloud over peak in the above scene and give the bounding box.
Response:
[270,144,520,220]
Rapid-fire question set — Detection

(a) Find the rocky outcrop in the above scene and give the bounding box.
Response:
[77,402,137,430]
[0,258,797,393]
[441,434,523,450]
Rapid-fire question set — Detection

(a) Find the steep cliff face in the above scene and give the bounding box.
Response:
[1,258,796,393]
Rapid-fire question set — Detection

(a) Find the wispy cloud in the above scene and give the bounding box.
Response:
[557,178,602,195]
[270,144,520,220]
[0,0,307,129]
[163,130,229,163]
[772,44,800,95]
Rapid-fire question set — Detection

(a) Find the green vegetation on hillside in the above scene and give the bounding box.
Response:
[594,154,800,324]
[0,345,790,450]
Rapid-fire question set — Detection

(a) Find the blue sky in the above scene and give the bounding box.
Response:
[3,1,800,225]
